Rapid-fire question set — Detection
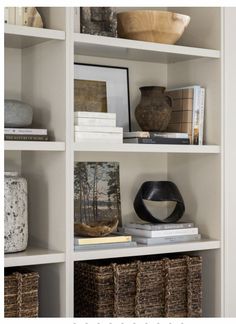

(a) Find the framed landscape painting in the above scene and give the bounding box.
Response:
[74,63,131,131]
[74,162,122,226]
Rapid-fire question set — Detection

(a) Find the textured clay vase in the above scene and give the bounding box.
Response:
[135,86,172,131]
[4,172,28,253]
[4,99,33,127]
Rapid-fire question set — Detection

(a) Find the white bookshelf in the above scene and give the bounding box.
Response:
[74,143,220,154]
[4,6,233,318]
[74,33,220,63]
[4,141,65,151]
[74,239,221,261]
[5,24,65,49]
[4,247,65,267]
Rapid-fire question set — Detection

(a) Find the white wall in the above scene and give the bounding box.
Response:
[223,7,236,317]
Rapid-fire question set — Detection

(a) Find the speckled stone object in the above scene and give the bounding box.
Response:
[4,172,28,253]
[4,99,33,127]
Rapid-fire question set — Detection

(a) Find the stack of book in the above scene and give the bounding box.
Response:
[74,233,137,251]
[123,131,190,144]
[4,128,48,141]
[121,222,201,245]
[166,85,205,145]
[74,111,123,144]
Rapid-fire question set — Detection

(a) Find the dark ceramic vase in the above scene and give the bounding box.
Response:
[135,86,172,131]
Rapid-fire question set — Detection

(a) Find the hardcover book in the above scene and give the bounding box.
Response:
[124,222,195,231]
[74,162,122,226]
[166,86,205,144]
[4,128,47,135]
[74,241,137,250]
[123,227,199,238]
[74,234,131,245]
[123,137,190,144]
[123,131,189,139]
[74,111,116,119]
[132,234,201,245]
[4,134,49,141]
[74,117,116,127]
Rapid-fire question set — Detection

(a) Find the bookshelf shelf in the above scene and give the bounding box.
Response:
[74,33,220,63]
[4,246,65,267]
[73,239,221,261]
[74,143,220,154]
[4,24,65,49]
[4,141,65,151]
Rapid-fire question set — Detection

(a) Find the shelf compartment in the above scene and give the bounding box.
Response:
[74,33,220,63]
[5,141,65,151]
[4,246,65,267]
[74,143,220,154]
[5,24,65,49]
[73,239,220,261]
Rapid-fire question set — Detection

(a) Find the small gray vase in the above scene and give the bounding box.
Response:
[5,99,33,127]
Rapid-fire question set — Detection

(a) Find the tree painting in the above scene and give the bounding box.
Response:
[74,162,121,225]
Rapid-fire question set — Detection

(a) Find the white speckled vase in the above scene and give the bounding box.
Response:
[4,172,28,253]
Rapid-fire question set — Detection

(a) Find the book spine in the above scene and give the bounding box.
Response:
[75,132,123,141]
[123,132,189,139]
[5,134,49,141]
[74,7,80,33]
[74,126,122,133]
[74,111,116,119]
[4,128,47,135]
[199,88,205,145]
[8,7,15,24]
[15,7,24,25]
[124,138,190,144]
[23,7,28,25]
[74,241,137,250]
[134,234,201,245]
[4,7,9,23]
[192,86,201,145]
[74,117,116,127]
[124,227,198,238]
[74,235,131,245]
[125,222,194,230]
[150,132,189,139]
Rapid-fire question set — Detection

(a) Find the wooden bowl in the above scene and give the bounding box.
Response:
[117,10,190,44]
[74,218,119,237]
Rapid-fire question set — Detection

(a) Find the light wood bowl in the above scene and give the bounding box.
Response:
[117,10,190,44]
[74,218,119,237]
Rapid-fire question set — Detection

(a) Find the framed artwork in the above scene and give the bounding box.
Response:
[74,63,131,131]
[74,162,122,225]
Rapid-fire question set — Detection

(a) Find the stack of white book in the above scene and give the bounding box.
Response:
[74,112,123,144]
[122,222,201,245]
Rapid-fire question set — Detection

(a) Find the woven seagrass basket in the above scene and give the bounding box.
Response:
[4,268,39,317]
[74,255,202,317]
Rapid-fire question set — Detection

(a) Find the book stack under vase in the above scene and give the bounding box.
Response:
[121,221,201,245]
[123,131,190,144]
[4,128,48,141]
[74,111,123,144]
[74,233,137,251]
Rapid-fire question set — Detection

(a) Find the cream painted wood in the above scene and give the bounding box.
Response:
[74,33,220,63]
[4,247,65,267]
[3,7,229,318]
[4,24,65,49]
[223,7,236,317]
[4,141,65,151]
[74,239,220,262]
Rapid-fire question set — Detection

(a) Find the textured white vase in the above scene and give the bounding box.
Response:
[4,172,28,253]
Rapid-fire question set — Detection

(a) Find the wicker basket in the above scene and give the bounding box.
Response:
[4,268,39,317]
[74,255,202,317]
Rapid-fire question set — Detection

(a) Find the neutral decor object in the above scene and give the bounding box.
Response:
[5,99,33,127]
[74,63,131,131]
[4,172,28,253]
[4,268,39,317]
[22,7,43,28]
[74,255,202,317]
[80,7,117,37]
[74,162,121,237]
[117,10,190,44]
[133,181,185,223]
[135,86,172,131]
